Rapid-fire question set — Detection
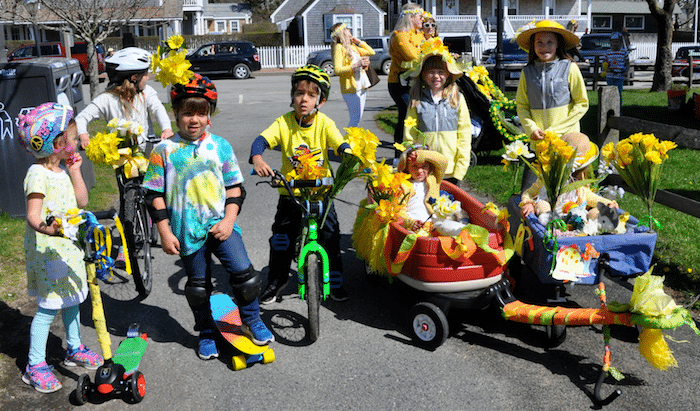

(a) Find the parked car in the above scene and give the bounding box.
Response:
[8,42,106,81]
[306,36,391,76]
[578,33,635,84]
[672,45,700,79]
[187,41,261,79]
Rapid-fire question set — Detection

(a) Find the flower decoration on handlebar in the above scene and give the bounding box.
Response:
[150,34,194,87]
[601,133,676,231]
[85,118,149,179]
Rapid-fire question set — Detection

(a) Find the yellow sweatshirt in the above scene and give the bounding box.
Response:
[332,41,376,94]
[388,29,424,83]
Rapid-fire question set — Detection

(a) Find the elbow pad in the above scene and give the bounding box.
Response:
[225,184,246,212]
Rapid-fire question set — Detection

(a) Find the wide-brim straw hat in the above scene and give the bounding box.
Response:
[561,132,599,171]
[401,38,463,79]
[516,20,580,52]
[398,148,449,183]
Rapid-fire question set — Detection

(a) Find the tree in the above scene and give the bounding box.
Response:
[9,0,170,99]
[646,0,678,91]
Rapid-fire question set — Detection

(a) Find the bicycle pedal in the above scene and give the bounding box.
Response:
[127,323,140,338]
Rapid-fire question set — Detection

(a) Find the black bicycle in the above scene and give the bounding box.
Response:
[115,169,155,298]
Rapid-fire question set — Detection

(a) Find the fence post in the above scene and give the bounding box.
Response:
[598,85,620,149]
[592,56,599,90]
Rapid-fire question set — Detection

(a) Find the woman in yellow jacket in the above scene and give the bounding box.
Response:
[388,2,425,151]
[331,23,375,128]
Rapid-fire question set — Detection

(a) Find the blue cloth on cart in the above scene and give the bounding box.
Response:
[508,195,657,285]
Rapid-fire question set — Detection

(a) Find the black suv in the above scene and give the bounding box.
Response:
[187,41,261,79]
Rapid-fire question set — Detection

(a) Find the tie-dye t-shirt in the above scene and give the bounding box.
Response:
[143,132,243,256]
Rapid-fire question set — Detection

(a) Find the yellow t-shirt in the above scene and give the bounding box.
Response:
[260,111,345,195]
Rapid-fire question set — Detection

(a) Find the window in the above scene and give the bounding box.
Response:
[230,20,239,33]
[624,16,644,30]
[592,16,612,29]
[323,13,363,43]
[215,21,226,33]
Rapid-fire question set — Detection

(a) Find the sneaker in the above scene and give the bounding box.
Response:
[114,245,126,269]
[259,276,289,305]
[22,362,62,393]
[198,331,219,360]
[242,319,275,346]
[64,345,104,370]
[330,285,349,302]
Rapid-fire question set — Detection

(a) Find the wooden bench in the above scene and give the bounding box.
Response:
[597,85,700,218]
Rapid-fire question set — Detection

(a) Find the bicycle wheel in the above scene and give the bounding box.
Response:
[305,252,321,342]
[123,186,153,297]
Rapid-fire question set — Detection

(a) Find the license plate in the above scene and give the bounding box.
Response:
[509,71,521,79]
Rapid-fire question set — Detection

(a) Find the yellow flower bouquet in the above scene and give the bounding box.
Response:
[85,119,149,179]
[151,34,194,87]
[601,133,677,230]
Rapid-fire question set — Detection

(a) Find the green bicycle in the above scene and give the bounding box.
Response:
[257,169,334,342]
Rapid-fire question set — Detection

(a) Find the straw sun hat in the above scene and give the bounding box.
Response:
[515,20,580,52]
[561,132,599,171]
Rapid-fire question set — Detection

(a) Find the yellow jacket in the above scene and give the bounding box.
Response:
[333,42,375,94]
[515,59,588,139]
[388,29,424,83]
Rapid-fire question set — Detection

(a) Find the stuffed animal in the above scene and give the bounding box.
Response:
[595,202,620,233]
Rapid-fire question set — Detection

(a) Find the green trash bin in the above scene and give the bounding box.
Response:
[0,57,94,217]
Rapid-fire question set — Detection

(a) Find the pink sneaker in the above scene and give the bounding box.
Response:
[64,344,104,370]
[22,362,62,393]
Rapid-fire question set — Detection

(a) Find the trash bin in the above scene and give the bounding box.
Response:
[667,89,687,112]
[0,57,94,217]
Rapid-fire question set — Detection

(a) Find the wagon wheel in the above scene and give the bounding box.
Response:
[545,324,567,348]
[408,302,449,350]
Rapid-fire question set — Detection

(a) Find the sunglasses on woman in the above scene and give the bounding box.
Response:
[423,23,436,28]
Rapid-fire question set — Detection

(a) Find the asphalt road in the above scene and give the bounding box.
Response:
[3,72,699,411]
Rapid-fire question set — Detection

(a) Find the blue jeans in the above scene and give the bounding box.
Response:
[181,228,259,330]
[606,76,624,106]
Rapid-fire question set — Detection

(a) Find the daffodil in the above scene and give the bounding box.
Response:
[167,34,185,50]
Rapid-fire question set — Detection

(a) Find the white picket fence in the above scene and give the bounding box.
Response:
[257,41,700,69]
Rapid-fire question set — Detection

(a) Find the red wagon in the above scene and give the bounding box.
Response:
[354,180,513,349]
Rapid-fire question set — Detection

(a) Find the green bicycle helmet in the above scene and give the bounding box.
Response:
[292,64,331,101]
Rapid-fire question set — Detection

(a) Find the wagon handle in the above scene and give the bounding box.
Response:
[593,368,622,406]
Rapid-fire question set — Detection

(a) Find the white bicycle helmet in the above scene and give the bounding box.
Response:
[105,47,151,86]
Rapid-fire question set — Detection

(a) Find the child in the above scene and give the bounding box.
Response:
[519,132,619,224]
[402,38,472,185]
[603,32,629,105]
[515,20,589,188]
[330,22,375,128]
[143,74,273,360]
[19,102,104,393]
[76,47,173,152]
[251,65,352,303]
[396,146,448,231]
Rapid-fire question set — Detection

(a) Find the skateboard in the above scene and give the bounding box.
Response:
[210,294,275,370]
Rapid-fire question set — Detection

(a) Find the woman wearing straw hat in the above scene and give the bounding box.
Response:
[515,20,590,188]
[388,3,425,153]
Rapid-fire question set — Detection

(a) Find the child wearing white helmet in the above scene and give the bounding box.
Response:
[19,102,104,393]
[75,47,173,152]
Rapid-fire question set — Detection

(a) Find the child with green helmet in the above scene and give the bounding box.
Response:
[250,64,352,303]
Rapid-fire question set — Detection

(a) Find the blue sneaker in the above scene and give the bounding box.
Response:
[242,319,274,346]
[198,330,219,360]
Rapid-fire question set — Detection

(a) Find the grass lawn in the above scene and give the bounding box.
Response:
[375,88,700,309]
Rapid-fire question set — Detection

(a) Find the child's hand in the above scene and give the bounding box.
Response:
[412,220,424,231]
[160,129,174,140]
[67,152,82,171]
[209,218,234,242]
[608,201,619,209]
[521,203,535,216]
[40,219,61,236]
[530,130,545,141]
[159,229,180,255]
[79,133,90,149]
[252,155,273,177]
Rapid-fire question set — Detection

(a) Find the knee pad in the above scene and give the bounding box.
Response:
[185,278,208,309]
[229,266,261,304]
